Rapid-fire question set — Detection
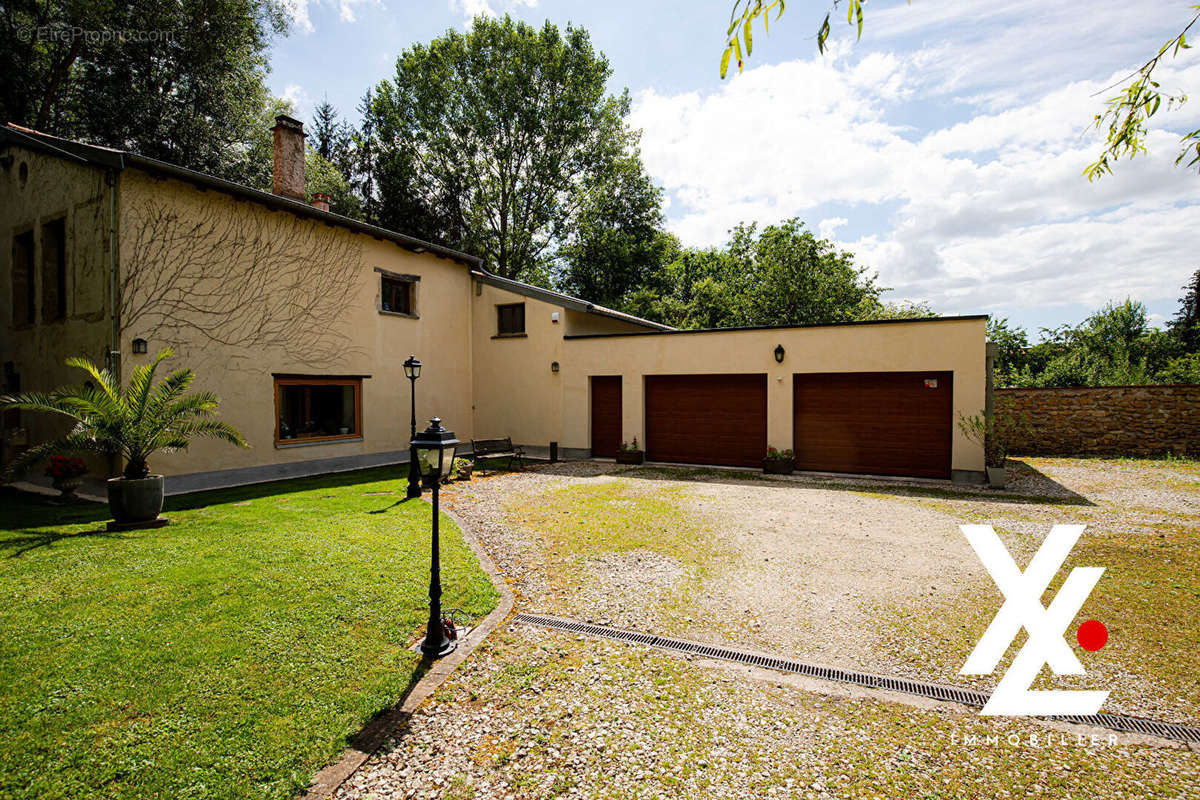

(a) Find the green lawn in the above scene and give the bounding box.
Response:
[0,468,498,800]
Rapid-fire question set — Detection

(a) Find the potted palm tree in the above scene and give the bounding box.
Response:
[1,349,246,527]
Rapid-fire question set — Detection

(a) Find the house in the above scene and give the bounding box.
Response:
[1,117,988,492]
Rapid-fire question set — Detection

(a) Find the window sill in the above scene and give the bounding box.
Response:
[275,436,363,449]
[379,309,419,320]
[492,333,528,339]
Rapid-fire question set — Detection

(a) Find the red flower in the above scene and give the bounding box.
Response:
[45,456,88,479]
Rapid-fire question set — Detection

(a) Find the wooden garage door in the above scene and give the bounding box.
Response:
[590,376,622,458]
[645,374,767,467]
[793,371,953,479]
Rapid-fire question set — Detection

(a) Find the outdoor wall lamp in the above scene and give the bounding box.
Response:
[551,361,560,373]
[132,338,148,355]
[774,344,785,363]
[403,355,422,499]
[410,416,460,659]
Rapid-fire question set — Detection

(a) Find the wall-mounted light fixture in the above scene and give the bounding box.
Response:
[132,338,148,355]
[551,361,560,373]
[551,311,560,324]
[774,344,785,363]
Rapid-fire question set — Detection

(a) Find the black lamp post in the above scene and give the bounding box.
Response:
[411,416,460,659]
[403,355,422,499]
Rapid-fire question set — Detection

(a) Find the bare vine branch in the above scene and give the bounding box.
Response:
[120,197,365,367]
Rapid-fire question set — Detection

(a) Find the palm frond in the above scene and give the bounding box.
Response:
[164,419,249,449]
[1,428,112,480]
[63,356,120,404]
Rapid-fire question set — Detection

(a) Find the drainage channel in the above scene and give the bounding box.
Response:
[514,612,1200,745]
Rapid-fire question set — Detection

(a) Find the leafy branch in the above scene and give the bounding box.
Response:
[1084,8,1200,180]
[721,0,885,79]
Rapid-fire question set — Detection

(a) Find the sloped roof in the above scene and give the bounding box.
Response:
[2,123,672,332]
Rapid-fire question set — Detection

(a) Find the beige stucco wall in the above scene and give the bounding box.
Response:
[117,169,475,478]
[470,283,564,447]
[3,145,986,485]
[470,284,662,448]
[0,145,113,468]
[559,318,988,473]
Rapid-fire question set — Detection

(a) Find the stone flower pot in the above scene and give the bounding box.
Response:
[52,476,83,499]
[107,475,165,524]
[615,450,644,465]
[986,466,1007,488]
[763,459,795,475]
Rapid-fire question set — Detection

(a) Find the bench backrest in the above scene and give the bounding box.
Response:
[472,437,513,454]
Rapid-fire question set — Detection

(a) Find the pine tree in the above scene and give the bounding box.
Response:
[1169,267,1200,353]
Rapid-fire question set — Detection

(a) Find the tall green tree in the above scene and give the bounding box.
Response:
[1169,267,1200,353]
[1,0,287,184]
[311,97,355,183]
[1037,300,1176,386]
[363,15,638,282]
[556,151,667,307]
[623,219,892,329]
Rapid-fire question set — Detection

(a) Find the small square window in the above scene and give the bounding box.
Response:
[381,276,414,316]
[497,303,525,335]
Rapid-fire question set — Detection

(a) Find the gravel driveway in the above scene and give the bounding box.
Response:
[334,458,1200,799]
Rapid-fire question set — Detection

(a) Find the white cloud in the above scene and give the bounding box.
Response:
[817,217,848,239]
[449,0,537,24]
[280,0,314,34]
[279,0,380,33]
[631,40,1200,323]
[281,84,311,117]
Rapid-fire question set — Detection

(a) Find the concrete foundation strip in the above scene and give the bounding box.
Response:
[300,503,515,800]
[514,612,1200,746]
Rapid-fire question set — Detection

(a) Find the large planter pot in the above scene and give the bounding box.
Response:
[986,466,1007,488]
[763,459,795,475]
[107,476,165,523]
[52,476,83,499]
[615,450,644,465]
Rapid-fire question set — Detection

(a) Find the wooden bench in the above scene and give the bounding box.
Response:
[470,437,526,473]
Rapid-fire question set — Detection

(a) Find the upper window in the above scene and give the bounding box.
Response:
[497,302,525,336]
[11,230,34,327]
[275,377,362,445]
[41,218,66,323]
[378,270,419,317]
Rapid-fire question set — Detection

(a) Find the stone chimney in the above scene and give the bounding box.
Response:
[271,114,306,200]
[311,192,331,212]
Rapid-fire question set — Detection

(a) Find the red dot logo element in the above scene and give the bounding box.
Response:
[1077,620,1108,651]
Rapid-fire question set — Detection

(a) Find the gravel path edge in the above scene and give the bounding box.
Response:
[300,499,516,800]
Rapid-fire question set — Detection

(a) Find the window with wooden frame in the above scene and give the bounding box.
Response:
[41,217,66,322]
[378,269,419,317]
[274,376,363,445]
[11,230,34,327]
[497,302,525,335]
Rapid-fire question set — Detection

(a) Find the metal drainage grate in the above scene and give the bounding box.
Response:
[514,612,1200,745]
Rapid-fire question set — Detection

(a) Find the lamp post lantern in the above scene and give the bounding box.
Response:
[411,416,460,659]
[403,355,422,499]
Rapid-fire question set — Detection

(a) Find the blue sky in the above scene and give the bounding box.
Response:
[268,0,1200,336]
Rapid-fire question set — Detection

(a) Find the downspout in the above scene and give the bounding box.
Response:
[106,167,121,478]
[106,168,120,370]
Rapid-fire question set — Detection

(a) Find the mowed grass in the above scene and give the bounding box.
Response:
[0,468,498,800]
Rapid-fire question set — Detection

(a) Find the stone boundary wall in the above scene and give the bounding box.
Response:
[994,385,1200,456]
